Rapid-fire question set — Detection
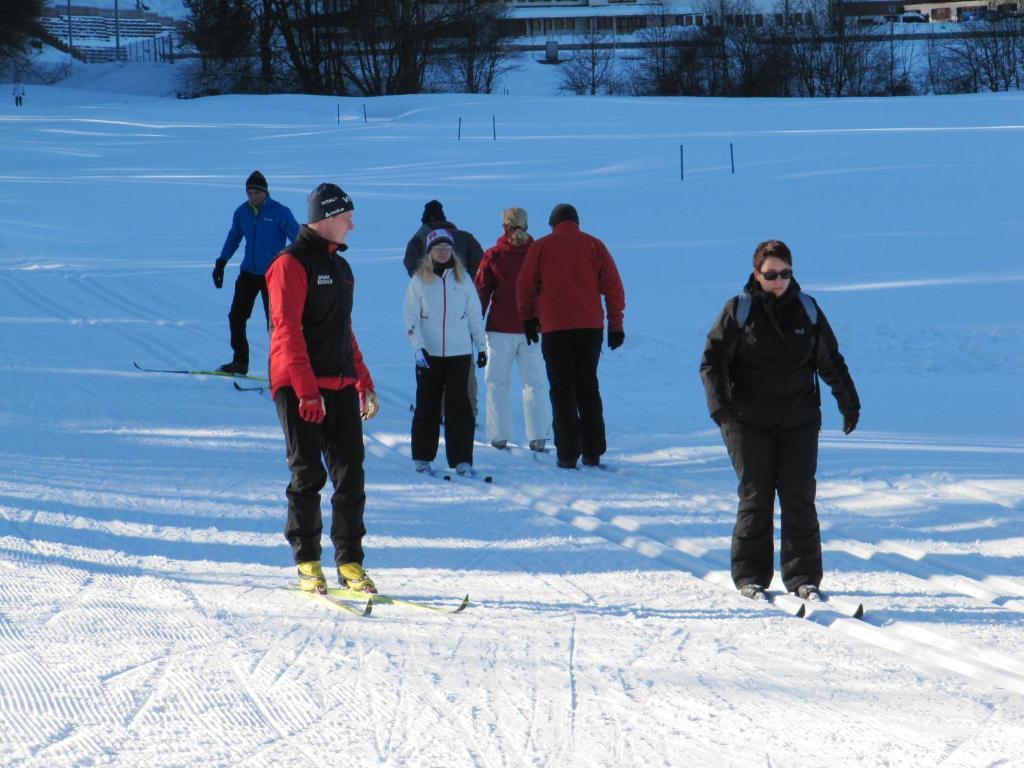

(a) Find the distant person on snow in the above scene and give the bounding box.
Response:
[404,228,487,476]
[516,203,626,470]
[699,239,860,603]
[12,82,25,107]
[213,170,299,375]
[474,207,551,453]
[265,182,381,596]
[404,199,485,422]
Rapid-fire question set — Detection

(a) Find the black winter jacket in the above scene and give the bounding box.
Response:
[267,226,356,389]
[403,220,483,279]
[700,277,859,430]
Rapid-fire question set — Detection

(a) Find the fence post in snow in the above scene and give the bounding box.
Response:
[458,117,462,141]
[363,104,367,123]
[492,115,496,141]
[730,143,735,174]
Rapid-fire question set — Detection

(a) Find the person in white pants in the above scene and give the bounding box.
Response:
[475,208,551,452]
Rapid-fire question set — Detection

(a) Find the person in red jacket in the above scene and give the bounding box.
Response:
[265,182,381,596]
[516,203,626,469]
[475,207,551,453]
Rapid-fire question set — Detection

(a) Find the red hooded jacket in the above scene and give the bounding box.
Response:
[474,233,535,334]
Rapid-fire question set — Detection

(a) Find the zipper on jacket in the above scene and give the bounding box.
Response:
[250,205,260,270]
[441,271,448,357]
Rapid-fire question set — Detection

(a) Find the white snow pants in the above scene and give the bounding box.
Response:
[484,331,551,445]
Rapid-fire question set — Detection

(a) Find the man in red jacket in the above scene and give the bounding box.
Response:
[265,182,381,595]
[516,203,626,469]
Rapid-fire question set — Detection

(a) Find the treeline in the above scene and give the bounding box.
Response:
[182,0,517,96]
[1,0,44,75]
[562,1,1024,97]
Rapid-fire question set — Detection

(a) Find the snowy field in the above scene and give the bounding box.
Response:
[1,61,1024,767]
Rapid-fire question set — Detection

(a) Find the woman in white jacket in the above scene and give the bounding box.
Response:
[404,229,487,475]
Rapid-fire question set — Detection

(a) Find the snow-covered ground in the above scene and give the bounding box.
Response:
[1,63,1023,767]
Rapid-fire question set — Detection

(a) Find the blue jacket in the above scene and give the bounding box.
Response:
[219,196,300,276]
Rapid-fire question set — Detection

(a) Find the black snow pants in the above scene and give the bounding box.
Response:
[274,385,366,567]
[228,271,269,369]
[411,353,474,468]
[721,418,822,593]
[541,328,606,465]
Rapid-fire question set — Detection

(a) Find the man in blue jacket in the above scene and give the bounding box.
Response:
[213,171,300,375]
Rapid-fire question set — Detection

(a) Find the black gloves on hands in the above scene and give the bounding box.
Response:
[608,330,625,350]
[711,407,734,427]
[843,411,859,435]
[212,258,227,289]
[524,318,540,345]
[476,351,488,369]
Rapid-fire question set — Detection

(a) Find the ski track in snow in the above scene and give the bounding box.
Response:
[2,80,1024,766]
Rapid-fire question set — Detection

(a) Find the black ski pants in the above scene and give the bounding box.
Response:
[411,354,474,468]
[721,418,822,593]
[274,385,366,567]
[228,271,269,369]
[541,328,606,465]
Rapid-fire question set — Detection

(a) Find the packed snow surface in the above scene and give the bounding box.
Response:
[1,62,1023,767]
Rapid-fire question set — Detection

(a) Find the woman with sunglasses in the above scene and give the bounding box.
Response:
[700,239,860,603]
[474,207,552,454]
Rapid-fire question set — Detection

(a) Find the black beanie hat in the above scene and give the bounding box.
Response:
[245,170,268,192]
[548,203,579,226]
[308,183,354,223]
[422,199,445,224]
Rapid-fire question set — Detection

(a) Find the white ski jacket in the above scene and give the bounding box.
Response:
[404,268,486,358]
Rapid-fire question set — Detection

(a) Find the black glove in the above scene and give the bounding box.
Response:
[711,407,734,427]
[476,351,487,369]
[843,411,859,435]
[524,318,540,345]
[212,258,227,289]
[608,330,625,350]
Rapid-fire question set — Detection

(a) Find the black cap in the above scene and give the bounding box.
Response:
[308,183,354,223]
[422,199,445,224]
[548,203,579,226]
[245,170,268,192]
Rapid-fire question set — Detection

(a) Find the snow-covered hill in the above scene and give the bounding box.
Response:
[1,73,1023,767]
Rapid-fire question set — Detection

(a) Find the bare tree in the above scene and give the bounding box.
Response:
[182,0,263,94]
[559,27,621,95]
[442,1,517,93]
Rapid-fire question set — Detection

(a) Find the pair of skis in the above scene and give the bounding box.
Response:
[744,588,865,620]
[418,466,494,483]
[133,361,267,382]
[300,586,469,617]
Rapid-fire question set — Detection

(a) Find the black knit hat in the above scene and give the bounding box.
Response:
[245,170,268,192]
[548,203,579,226]
[307,183,354,223]
[422,199,445,224]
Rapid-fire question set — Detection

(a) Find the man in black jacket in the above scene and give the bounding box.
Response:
[700,240,860,600]
[404,200,484,279]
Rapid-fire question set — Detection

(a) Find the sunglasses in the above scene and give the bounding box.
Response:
[759,268,793,281]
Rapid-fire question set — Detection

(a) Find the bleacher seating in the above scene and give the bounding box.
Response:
[40,13,177,45]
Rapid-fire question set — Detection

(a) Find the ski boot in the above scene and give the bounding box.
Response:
[739,583,768,601]
[297,561,327,593]
[339,562,377,594]
[216,361,248,375]
[795,584,821,601]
